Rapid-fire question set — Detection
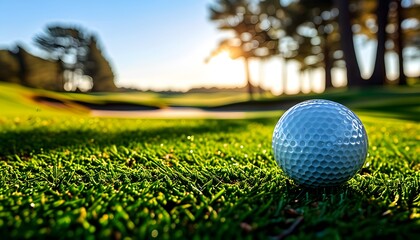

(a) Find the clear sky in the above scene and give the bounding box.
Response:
[1,0,258,92]
[0,1,418,94]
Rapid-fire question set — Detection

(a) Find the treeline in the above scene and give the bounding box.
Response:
[0,24,117,92]
[209,0,420,98]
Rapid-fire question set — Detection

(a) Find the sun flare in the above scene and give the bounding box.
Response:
[207,51,246,88]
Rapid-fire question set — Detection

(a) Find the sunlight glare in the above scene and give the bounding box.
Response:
[208,51,246,88]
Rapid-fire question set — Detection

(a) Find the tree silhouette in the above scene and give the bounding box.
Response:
[84,36,117,92]
[34,24,116,92]
[350,0,419,86]
[393,0,419,85]
[208,0,419,91]
[209,0,279,99]
[333,0,365,86]
[0,50,21,84]
[282,0,343,89]
[7,45,62,90]
[258,0,288,92]
[13,46,28,86]
[34,26,88,90]
[391,0,406,85]
[402,1,420,82]
[369,0,391,85]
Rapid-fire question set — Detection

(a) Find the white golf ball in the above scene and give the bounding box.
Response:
[272,99,368,187]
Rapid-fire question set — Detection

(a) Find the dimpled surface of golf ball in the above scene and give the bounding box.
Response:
[272,99,368,188]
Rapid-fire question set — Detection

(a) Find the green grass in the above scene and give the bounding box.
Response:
[0,83,419,239]
[0,82,88,117]
[2,82,420,121]
[0,82,255,111]
[1,115,419,239]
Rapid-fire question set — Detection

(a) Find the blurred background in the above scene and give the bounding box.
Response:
[0,0,419,102]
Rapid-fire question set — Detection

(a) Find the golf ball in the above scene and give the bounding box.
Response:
[272,99,368,188]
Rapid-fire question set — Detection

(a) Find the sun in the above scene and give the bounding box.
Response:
[210,50,232,62]
[207,51,245,87]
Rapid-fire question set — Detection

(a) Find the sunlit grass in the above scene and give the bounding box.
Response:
[0,82,419,238]
[0,113,419,239]
[0,82,88,117]
[2,82,420,120]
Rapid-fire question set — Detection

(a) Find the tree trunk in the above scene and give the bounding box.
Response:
[299,70,304,93]
[14,46,28,85]
[334,0,363,87]
[396,0,407,85]
[57,59,65,91]
[282,57,288,94]
[369,0,390,85]
[309,68,314,90]
[323,37,333,89]
[259,59,265,95]
[244,57,253,100]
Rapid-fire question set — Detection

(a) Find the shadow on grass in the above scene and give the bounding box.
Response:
[0,118,276,158]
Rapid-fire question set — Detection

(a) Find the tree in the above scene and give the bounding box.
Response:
[394,0,407,85]
[350,0,417,86]
[34,24,116,92]
[209,0,419,91]
[0,49,21,83]
[209,0,279,99]
[208,39,254,99]
[392,0,420,85]
[293,1,342,89]
[5,45,62,90]
[369,0,391,85]
[264,0,345,90]
[258,0,289,92]
[13,46,28,85]
[403,1,420,82]
[85,36,117,92]
[334,0,364,86]
[34,26,89,90]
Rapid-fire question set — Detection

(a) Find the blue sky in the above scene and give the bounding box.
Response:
[1,1,418,93]
[1,0,244,91]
